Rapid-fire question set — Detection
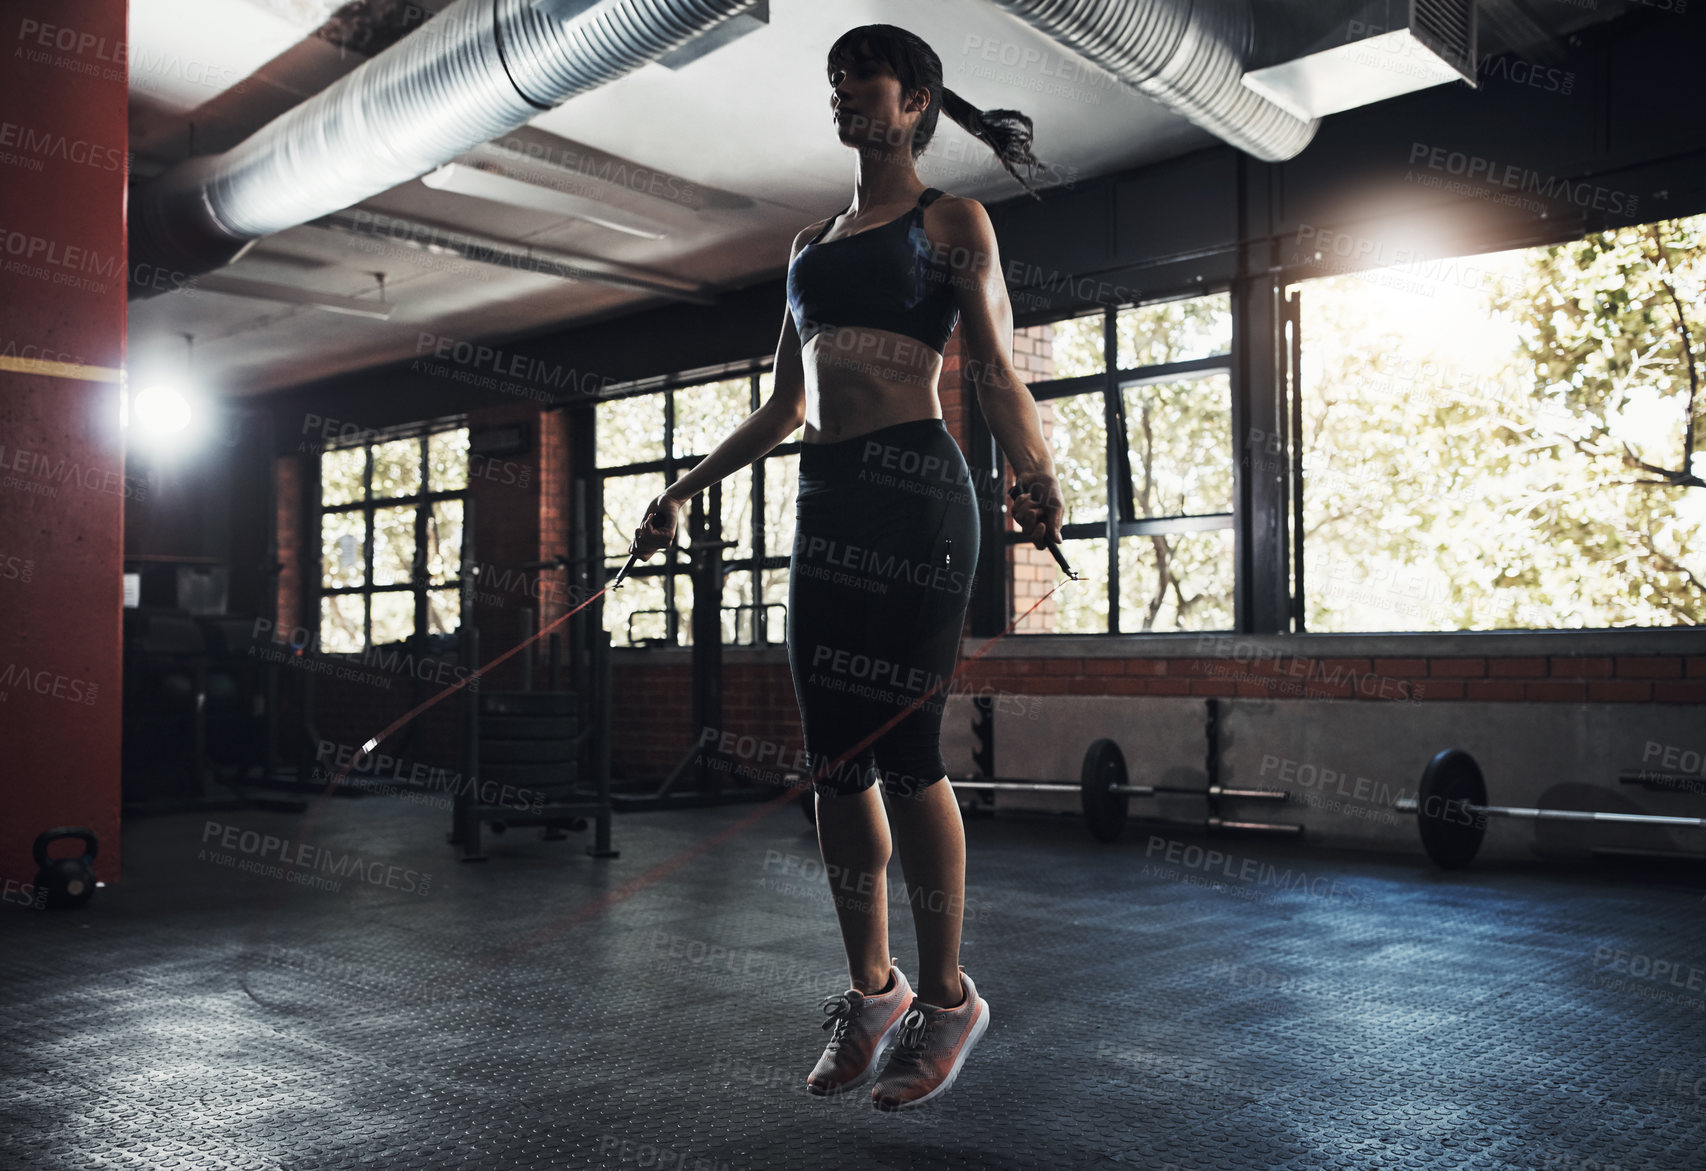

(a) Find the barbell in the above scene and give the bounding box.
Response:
[797,739,1293,843]
[1397,748,1706,868]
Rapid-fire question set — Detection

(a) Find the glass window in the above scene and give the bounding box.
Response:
[1009,293,1236,635]
[317,425,468,652]
[596,371,794,647]
[1296,213,1706,631]
[1120,372,1233,517]
[1116,293,1232,368]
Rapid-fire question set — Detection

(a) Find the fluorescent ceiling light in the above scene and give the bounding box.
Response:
[191,273,395,319]
[132,385,193,435]
[421,163,669,240]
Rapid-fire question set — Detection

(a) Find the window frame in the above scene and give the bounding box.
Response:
[1006,291,1237,635]
[593,363,794,648]
[315,420,470,653]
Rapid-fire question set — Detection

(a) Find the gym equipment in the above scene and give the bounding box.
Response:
[33,828,98,910]
[802,698,1303,844]
[608,482,788,812]
[1396,748,1706,869]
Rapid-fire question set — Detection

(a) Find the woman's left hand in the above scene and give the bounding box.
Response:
[1007,471,1065,548]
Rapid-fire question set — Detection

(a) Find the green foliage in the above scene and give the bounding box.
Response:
[1302,215,1704,630]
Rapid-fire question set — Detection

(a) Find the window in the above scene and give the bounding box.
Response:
[595,371,800,646]
[318,426,468,653]
[1295,213,1706,631]
[1009,293,1236,634]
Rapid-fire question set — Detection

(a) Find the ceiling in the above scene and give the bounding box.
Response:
[121,0,1629,400]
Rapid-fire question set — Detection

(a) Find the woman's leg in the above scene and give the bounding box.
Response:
[883,779,966,1008]
[812,782,893,994]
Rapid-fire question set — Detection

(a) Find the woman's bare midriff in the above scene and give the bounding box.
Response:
[800,323,945,444]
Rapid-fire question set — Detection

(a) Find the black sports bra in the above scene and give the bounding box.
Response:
[785,187,961,356]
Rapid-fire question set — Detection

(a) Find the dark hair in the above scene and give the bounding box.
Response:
[826,24,1053,200]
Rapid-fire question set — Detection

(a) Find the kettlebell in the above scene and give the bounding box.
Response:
[32,827,99,910]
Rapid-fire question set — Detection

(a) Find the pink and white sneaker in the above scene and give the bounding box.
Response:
[806,959,914,1096]
[870,966,990,1111]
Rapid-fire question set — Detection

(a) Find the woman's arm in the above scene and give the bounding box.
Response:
[931,196,1065,547]
[662,305,806,503]
[630,229,815,558]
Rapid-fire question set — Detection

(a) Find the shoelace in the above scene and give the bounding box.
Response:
[819,993,859,1051]
[886,1006,933,1067]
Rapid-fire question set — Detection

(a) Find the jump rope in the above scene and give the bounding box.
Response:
[239,483,1076,1006]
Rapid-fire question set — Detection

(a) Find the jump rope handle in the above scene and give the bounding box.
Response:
[1008,483,1079,580]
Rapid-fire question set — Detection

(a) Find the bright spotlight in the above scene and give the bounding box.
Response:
[131,385,193,436]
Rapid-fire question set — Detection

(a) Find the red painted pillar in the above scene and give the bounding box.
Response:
[0,0,130,891]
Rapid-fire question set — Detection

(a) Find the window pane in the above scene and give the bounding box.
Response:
[606,569,669,645]
[1040,313,1104,379]
[602,474,670,559]
[1298,214,1706,631]
[321,447,366,507]
[673,377,751,460]
[319,594,364,654]
[1121,372,1233,517]
[1039,393,1106,526]
[426,588,461,636]
[372,438,422,499]
[721,568,756,645]
[371,592,415,645]
[1020,537,1107,633]
[759,371,804,442]
[1118,530,1234,633]
[762,568,790,643]
[321,510,366,589]
[1116,292,1231,368]
[674,574,693,647]
[716,466,754,562]
[597,394,665,467]
[764,454,799,555]
[428,500,463,585]
[373,505,417,587]
[428,428,469,491]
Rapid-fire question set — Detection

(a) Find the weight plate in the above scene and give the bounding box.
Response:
[481,739,577,764]
[480,716,578,740]
[479,691,576,716]
[1417,748,1487,868]
[1081,738,1129,843]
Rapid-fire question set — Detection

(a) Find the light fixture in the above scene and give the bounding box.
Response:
[420,163,669,240]
[126,334,199,445]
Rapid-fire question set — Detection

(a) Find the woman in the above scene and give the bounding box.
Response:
[629,24,1065,1112]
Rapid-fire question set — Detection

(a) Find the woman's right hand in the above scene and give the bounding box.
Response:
[631,491,683,559]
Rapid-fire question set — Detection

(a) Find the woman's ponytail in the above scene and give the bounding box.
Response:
[940,86,1054,201]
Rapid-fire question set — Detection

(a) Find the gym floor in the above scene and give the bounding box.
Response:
[3,794,1704,1171]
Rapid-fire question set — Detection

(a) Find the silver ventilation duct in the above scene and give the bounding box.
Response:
[130,0,761,296]
[984,0,1318,163]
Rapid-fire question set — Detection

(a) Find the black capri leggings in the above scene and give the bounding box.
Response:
[787,418,981,799]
